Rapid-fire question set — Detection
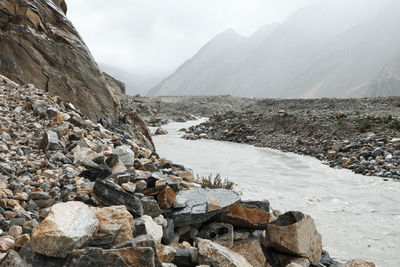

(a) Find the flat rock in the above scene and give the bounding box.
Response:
[41,130,64,151]
[265,211,322,265]
[171,188,240,227]
[216,200,276,229]
[93,179,143,217]
[31,201,98,258]
[197,238,252,267]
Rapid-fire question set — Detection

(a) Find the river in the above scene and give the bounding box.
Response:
[152,119,400,266]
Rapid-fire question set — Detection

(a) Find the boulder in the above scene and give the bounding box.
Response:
[265,211,322,265]
[157,186,176,209]
[89,206,133,246]
[198,222,234,248]
[41,130,64,151]
[231,238,267,267]
[113,145,135,167]
[79,164,112,181]
[171,188,240,227]
[68,246,155,267]
[216,200,276,229]
[93,179,143,217]
[141,196,162,218]
[31,201,98,258]
[133,216,163,244]
[197,238,252,267]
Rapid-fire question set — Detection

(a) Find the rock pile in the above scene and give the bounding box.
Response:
[0,75,375,266]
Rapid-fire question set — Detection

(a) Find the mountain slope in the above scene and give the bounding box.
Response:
[150,0,399,98]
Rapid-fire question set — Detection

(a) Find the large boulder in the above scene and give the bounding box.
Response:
[231,238,267,267]
[31,201,98,258]
[0,0,119,120]
[171,188,240,227]
[93,179,143,217]
[197,238,252,267]
[89,206,133,247]
[216,200,276,229]
[265,211,322,265]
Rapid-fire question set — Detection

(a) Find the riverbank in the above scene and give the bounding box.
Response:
[150,96,400,180]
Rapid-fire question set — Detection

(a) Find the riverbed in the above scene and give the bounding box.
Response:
[152,119,400,266]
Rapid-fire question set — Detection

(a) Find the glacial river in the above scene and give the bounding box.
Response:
[152,119,400,266]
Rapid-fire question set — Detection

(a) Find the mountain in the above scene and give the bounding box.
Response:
[100,63,165,96]
[149,0,400,98]
[0,0,118,120]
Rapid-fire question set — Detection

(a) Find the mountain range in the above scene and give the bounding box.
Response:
[149,0,400,98]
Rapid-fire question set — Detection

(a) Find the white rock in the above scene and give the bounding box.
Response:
[31,201,98,258]
[113,145,135,167]
[134,215,163,244]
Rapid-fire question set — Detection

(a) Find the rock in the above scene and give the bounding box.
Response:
[345,259,376,267]
[162,218,175,245]
[156,244,176,263]
[111,160,127,173]
[157,186,177,209]
[79,164,112,181]
[0,250,29,267]
[106,154,120,168]
[93,179,143,217]
[371,147,384,158]
[0,237,14,252]
[68,246,155,267]
[41,130,64,151]
[31,201,98,258]
[89,206,133,246]
[113,145,135,167]
[231,238,266,267]
[172,248,195,267]
[216,200,276,229]
[233,230,250,241]
[155,128,168,135]
[197,238,252,267]
[141,196,162,218]
[0,0,119,121]
[8,226,22,239]
[177,171,195,183]
[206,197,221,212]
[134,216,163,244]
[171,188,240,227]
[265,211,322,265]
[199,222,234,248]
[286,257,311,267]
[15,234,30,248]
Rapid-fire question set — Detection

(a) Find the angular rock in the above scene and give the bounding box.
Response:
[41,130,64,151]
[156,244,176,263]
[113,145,135,167]
[0,236,14,252]
[171,188,240,227]
[216,200,276,229]
[172,248,195,267]
[231,238,267,267]
[68,246,155,267]
[31,201,98,258]
[0,250,29,267]
[89,206,133,246]
[141,196,162,217]
[265,211,322,265]
[93,179,143,217]
[79,164,111,181]
[134,216,163,244]
[162,218,175,245]
[199,222,234,248]
[106,154,120,168]
[197,238,252,267]
[157,186,176,210]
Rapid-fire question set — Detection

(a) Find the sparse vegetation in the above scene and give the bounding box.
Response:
[195,174,235,190]
[358,118,373,133]
[336,118,352,130]
[390,119,400,130]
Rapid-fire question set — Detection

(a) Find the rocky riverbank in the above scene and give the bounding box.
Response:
[180,97,400,180]
[0,76,375,266]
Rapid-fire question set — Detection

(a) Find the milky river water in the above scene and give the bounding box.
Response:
[152,119,400,266]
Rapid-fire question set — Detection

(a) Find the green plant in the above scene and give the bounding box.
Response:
[336,118,351,130]
[195,174,235,190]
[358,118,373,133]
[390,119,400,130]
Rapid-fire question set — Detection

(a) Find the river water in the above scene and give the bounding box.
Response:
[152,119,400,266]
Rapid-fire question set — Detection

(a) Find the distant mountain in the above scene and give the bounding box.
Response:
[149,0,400,98]
[100,63,165,96]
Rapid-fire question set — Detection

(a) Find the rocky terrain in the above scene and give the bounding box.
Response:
[180,97,400,180]
[0,74,377,267]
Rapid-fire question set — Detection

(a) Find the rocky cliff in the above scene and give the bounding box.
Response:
[0,0,119,120]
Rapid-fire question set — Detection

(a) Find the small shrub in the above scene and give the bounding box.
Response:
[195,174,235,190]
[358,118,373,133]
[336,118,351,130]
[390,119,400,130]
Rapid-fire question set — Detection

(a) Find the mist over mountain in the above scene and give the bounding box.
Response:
[100,63,165,96]
[149,0,400,98]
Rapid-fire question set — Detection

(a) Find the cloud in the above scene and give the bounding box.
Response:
[67,0,316,74]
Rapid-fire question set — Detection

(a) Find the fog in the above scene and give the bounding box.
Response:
[66,0,317,75]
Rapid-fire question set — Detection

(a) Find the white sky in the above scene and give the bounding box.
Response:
[67,0,317,75]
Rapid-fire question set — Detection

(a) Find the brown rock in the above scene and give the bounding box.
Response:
[157,186,176,209]
[0,237,14,252]
[265,211,322,265]
[156,244,176,263]
[345,259,376,267]
[15,234,30,248]
[206,197,221,212]
[231,238,266,267]
[90,206,133,246]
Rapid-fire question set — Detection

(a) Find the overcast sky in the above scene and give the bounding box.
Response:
[67,0,317,75]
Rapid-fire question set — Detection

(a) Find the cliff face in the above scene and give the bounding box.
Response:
[0,0,119,120]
